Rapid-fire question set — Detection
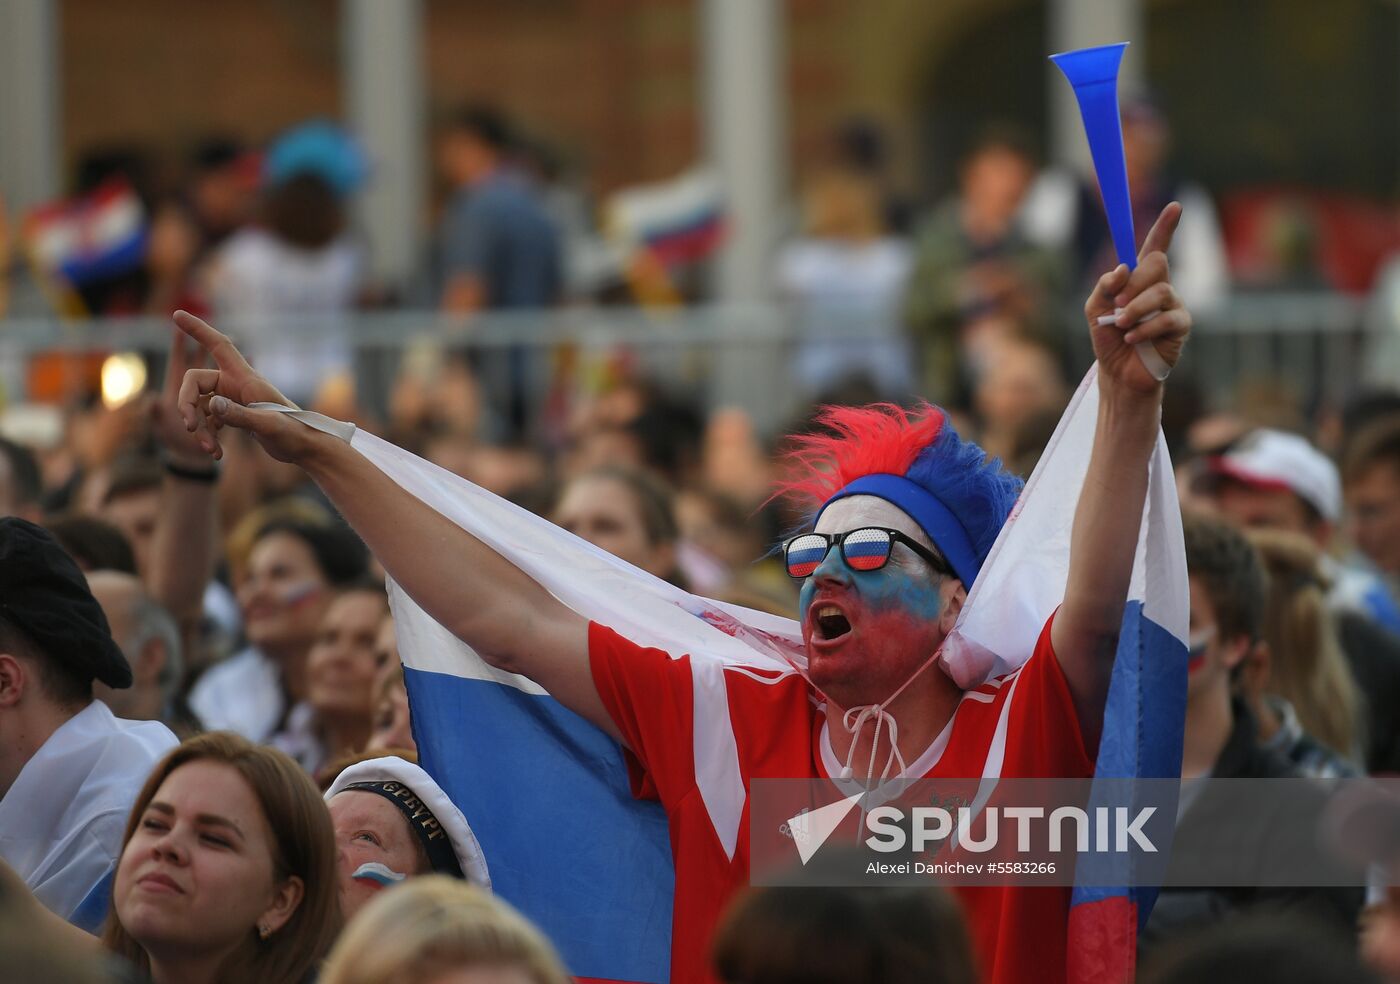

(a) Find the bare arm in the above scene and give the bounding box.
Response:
[170,311,618,741]
[147,328,219,643]
[301,434,608,735]
[1052,204,1191,750]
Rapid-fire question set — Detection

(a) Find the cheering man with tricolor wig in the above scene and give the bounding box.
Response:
[172,202,1191,984]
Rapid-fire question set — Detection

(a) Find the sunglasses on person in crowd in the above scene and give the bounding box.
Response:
[784,527,953,579]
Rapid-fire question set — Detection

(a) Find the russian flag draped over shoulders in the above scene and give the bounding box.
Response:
[347,358,1186,984]
[347,426,803,984]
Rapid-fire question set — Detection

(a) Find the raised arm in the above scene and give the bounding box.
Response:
[147,327,220,645]
[1051,203,1191,749]
[170,311,615,740]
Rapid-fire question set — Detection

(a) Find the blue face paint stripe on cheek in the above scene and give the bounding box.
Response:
[855,565,948,618]
[800,556,946,625]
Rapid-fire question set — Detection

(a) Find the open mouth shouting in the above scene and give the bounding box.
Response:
[808,601,853,644]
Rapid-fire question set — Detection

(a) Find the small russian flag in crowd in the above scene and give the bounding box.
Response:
[352,358,1187,983]
[606,169,725,268]
[21,178,149,288]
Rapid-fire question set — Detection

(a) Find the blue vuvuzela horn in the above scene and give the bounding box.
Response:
[1050,42,1136,268]
[1051,41,1172,381]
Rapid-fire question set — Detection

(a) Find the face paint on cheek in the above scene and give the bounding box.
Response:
[800,562,944,624]
[798,579,818,628]
[280,582,324,609]
[847,602,946,674]
[351,861,407,888]
[858,566,947,621]
[1185,630,1213,676]
[805,564,948,687]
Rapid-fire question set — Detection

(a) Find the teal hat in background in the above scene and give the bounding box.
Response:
[264,119,370,197]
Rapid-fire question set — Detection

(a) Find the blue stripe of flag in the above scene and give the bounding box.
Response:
[405,666,674,983]
[1069,600,1187,926]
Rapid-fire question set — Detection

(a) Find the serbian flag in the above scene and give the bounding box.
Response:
[21,178,148,288]
[342,358,1186,983]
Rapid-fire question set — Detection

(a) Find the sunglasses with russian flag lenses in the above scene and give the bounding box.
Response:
[783,527,952,580]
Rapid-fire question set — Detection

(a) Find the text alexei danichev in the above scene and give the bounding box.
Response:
[866,861,983,875]
[864,860,1059,875]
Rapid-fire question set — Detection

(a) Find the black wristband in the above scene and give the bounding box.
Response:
[162,457,220,483]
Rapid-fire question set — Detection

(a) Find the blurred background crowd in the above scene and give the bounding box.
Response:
[6,0,1400,981]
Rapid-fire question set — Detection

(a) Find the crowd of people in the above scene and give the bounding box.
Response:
[3,97,1400,984]
[3,101,1242,442]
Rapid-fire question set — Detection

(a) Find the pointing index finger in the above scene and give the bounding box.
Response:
[1137,202,1182,263]
[172,310,252,375]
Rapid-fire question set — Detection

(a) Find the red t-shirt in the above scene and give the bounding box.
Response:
[588,614,1093,984]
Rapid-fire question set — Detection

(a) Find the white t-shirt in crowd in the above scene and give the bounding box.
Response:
[206,227,362,404]
[187,645,284,743]
[0,701,177,927]
[775,237,914,397]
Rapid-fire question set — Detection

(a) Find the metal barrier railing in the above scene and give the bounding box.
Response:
[1062,292,1378,417]
[0,293,1386,439]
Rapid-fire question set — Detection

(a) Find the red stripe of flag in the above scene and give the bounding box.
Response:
[1067,896,1137,984]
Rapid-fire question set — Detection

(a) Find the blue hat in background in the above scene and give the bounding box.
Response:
[264,120,370,197]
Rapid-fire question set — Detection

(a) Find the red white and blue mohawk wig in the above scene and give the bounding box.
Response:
[775,403,1024,590]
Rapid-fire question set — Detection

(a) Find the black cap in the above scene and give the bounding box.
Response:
[0,518,131,689]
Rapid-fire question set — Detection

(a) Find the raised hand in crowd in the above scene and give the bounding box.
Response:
[1052,202,1191,746]
[146,325,222,644]
[173,309,606,738]
[1084,201,1190,395]
[150,324,220,469]
[173,309,298,461]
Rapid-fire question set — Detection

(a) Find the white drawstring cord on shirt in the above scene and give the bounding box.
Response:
[838,703,906,781]
[835,643,946,783]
